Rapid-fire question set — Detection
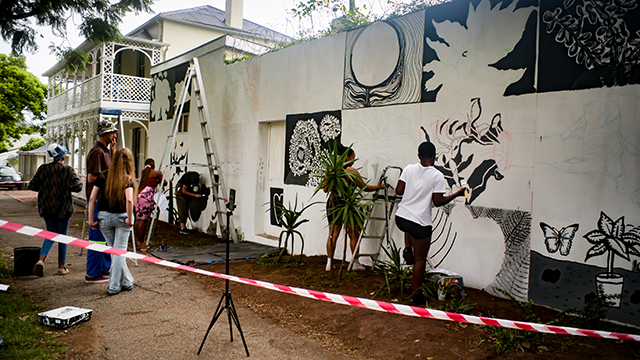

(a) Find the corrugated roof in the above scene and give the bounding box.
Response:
[132,5,290,43]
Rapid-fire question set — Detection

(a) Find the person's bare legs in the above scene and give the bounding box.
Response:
[411,235,432,295]
[134,219,147,246]
[134,219,149,251]
[326,224,342,269]
[347,225,360,255]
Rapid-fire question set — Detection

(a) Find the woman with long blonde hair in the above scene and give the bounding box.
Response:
[88,148,138,295]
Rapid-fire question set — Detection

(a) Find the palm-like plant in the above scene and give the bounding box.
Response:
[313,142,372,280]
[584,211,640,274]
[271,195,317,263]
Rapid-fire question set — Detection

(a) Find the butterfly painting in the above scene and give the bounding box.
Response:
[540,222,579,256]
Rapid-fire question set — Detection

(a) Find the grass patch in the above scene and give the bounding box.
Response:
[0,249,68,359]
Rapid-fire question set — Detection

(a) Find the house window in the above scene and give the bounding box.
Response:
[178,113,189,133]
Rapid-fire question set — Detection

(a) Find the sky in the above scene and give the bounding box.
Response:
[0,0,407,82]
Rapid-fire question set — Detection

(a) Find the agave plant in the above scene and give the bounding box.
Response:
[312,142,372,280]
[271,195,318,263]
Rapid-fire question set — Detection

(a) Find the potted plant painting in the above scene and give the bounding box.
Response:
[583,211,640,308]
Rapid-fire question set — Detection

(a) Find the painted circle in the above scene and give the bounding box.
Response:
[351,22,400,87]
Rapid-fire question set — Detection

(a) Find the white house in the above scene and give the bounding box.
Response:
[43,1,289,187]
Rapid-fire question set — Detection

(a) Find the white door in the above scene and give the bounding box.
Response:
[265,122,286,237]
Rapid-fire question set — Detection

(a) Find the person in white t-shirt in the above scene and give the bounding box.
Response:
[395,142,467,306]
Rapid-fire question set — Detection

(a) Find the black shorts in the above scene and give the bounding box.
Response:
[326,198,346,225]
[395,215,432,240]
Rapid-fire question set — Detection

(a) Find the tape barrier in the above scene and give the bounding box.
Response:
[2,219,639,342]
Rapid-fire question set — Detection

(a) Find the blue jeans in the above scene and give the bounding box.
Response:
[98,211,134,293]
[41,218,69,264]
[87,201,112,277]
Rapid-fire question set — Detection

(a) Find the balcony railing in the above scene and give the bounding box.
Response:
[103,74,152,103]
[47,74,152,117]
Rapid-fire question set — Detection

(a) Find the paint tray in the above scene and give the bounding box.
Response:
[38,306,92,329]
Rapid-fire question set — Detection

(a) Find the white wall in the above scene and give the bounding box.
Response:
[149,0,640,326]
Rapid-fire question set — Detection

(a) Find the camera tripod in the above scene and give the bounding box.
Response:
[197,197,249,356]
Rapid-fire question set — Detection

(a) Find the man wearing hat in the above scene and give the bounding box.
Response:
[29,143,83,276]
[84,119,118,283]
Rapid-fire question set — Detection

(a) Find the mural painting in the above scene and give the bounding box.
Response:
[284,110,342,187]
[426,98,508,205]
[343,10,425,109]
[531,211,640,326]
[538,0,640,92]
[150,62,190,122]
[270,187,284,227]
[143,0,640,328]
[422,0,537,103]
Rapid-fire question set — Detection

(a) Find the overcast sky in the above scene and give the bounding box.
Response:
[1,0,406,82]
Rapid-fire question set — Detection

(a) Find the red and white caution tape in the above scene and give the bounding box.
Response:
[2,219,639,342]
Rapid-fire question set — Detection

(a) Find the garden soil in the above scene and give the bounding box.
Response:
[2,190,640,359]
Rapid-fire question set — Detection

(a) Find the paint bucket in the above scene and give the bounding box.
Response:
[13,247,41,276]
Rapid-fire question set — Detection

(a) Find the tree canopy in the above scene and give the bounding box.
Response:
[1,0,154,71]
[0,54,47,153]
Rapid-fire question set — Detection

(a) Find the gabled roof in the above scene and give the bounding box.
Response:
[127,5,291,44]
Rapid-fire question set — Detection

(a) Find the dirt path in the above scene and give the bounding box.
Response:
[0,191,352,360]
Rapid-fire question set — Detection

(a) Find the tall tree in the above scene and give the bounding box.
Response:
[1,0,154,71]
[0,54,46,153]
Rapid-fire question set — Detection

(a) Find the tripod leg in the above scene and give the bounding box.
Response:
[197,293,226,355]
[227,293,234,343]
[228,293,250,357]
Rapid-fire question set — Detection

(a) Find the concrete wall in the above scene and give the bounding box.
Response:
[150,0,640,326]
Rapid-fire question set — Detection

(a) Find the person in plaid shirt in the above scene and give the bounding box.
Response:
[29,143,83,277]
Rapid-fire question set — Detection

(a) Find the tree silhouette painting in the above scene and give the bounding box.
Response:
[542,0,640,87]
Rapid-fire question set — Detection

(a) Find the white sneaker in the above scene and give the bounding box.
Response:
[325,263,332,272]
[352,260,365,271]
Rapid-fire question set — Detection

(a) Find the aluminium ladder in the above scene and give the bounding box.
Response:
[147,57,237,243]
[348,166,403,271]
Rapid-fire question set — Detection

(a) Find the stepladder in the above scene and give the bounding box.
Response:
[348,166,403,271]
[147,57,238,244]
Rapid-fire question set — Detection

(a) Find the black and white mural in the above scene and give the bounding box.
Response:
[270,187,284,227]
[422,0,538,102]
[284,110,342,187]
[469,206,532,301]
[538,0,640,91]
[343,10,425,109]
[423,98,507,205]
[150,62,190,122]
[531,211,640,325]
